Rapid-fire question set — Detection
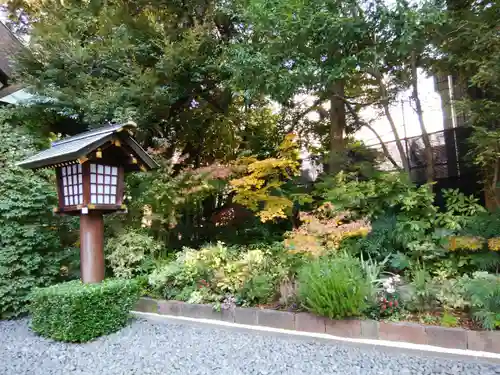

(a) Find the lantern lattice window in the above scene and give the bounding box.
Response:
[90,164,118,204]
[61,164,83,206]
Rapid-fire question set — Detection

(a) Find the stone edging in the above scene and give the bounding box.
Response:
[134,297,500,354]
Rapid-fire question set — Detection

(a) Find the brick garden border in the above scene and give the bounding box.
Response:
[134,297,500,354]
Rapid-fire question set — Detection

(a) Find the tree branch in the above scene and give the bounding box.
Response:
[339,96,402,171]
[410,50,434,183]
[289,92,329,131]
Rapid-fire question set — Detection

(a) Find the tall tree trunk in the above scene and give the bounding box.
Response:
[328,80,346,174]
[376,72,411,174]
[411,51,434,183]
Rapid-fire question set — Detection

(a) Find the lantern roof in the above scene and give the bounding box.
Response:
[18,122,158,170]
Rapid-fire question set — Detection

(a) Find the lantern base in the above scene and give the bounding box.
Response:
[80,212,105,283]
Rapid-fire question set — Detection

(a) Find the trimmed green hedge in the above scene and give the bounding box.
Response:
[30,279,140,342]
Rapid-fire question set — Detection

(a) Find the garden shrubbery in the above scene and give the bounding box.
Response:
[106,229,163,279]
[148,241,295,308]
[298,256,370,319]
[0,120,78,319]
[133,171,500,331]
[30,279,139,342]
[4,114,500,334]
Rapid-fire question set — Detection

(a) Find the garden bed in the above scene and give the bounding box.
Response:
[134,297,500,354]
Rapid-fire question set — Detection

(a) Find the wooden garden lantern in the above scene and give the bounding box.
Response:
[18,122,158,283]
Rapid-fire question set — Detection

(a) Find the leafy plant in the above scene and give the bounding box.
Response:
[149,242,287,306]
[317,171,435,220]
[419,313,440,325]
[0,118,75,319]
[297,256,370,319]
[462,210,500,240]
[466,272,500,330]
[407,267,438,313]
[285,210,370,257]
[237,273,276,306]
[441,312,459,328]
[30,279,140,342]
[435,189,485,231]
[230,133,311,222]
[435,275,471,311]
[106,229,163,278]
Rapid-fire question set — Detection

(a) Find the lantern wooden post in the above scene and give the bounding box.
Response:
[80,212,105,283]
[17,122,158,284]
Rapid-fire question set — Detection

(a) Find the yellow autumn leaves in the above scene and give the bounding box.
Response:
[229,133,304,222]
[447,236,500,252]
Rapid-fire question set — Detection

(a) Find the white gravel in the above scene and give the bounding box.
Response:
[1,318,500,375]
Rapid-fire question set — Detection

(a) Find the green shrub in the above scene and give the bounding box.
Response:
[0,118,75,319]
[148,242,289,306]
[462,210,500,239]
[30,279,140,342]
[237,273,276,306]
[406,267,439,313]
[435,275,471,311]
[106,229,163,279]
[466,272,500,330]
[297,256,370,319]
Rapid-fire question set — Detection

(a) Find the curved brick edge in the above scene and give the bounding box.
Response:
[134,297,500,354]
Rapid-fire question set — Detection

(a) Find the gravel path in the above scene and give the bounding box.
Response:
[2,318,500,375]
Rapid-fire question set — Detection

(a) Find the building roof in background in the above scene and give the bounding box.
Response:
[0,83,22,99]
[0,21,23,79]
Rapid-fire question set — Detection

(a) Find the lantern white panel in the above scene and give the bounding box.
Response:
[90,164,96,173]
[110,195,116,204]
[112,167,118,176]
[98,165,104,173]
[91,195,97,203]
[97,195,103,204]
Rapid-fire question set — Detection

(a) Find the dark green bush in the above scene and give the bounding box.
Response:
[0,117,77,319]
[237,273,276,306]
[466,272,500,330]
[298,256,370,319]
[30,279,140,342]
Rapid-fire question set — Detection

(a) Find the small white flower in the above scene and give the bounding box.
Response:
[394,275,401,283]
[386,286,396,294]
